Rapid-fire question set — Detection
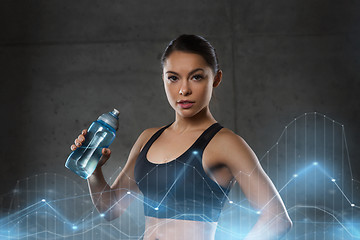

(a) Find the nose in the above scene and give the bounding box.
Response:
[179,80,191,96]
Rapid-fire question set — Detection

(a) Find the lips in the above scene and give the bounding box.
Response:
[178,100,194,104]
[177,100,195,109]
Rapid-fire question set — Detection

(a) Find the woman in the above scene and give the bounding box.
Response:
[71,35,292,240]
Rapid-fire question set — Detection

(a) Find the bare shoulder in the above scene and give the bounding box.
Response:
[136,125,166,152]
[123,125,165,166]
[210,127,260,173]
[212,127,248,150]
[138,127,161,140]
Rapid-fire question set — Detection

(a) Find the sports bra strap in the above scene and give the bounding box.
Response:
[192,122,223,152]
[140,122,173,154]
[141,122,223,155]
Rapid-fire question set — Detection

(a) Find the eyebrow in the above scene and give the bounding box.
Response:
[165,68,204,78]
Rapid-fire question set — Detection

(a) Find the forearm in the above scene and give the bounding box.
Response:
[87,167,118,219]
[243,213,292,240]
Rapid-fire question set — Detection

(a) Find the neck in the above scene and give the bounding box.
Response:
[172,106,217,133]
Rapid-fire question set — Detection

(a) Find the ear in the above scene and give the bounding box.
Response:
[213,70,222,88]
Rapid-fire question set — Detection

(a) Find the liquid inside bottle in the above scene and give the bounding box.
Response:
[77,131,107,169]
[65,121,116,179]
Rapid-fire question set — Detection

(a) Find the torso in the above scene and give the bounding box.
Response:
[138,122,235,240]
[143,216,217,240]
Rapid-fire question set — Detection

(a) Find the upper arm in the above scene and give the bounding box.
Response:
[220,131,289,217]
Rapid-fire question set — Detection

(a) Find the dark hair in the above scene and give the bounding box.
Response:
[161,34,220,74]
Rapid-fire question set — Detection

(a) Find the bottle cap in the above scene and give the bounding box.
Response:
[111,108,120,118]
[97,108,120,130]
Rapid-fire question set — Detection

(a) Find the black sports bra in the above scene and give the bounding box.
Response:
[134,122,232,222]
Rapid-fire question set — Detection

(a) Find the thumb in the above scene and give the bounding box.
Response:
[102,148,111,156]
[98,148,111,167]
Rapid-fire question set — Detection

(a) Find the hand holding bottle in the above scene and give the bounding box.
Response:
[70,129,112,169]
[65,109,119,179]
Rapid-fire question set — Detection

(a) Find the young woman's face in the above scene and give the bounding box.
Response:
[162,50,220,118]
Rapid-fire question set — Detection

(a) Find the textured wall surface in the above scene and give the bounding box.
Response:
[1,0,359,212]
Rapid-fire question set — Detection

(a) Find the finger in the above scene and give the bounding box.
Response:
[81,129,87,136]
[74,138,82,147]
[98,148,111,167]
[102,148,111,156]
[70,144,77,151]
[78,134,85,143]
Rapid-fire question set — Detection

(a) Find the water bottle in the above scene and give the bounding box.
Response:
[65,109,120,179]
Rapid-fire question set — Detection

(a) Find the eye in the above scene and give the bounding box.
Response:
[168,75,178,82]
[192,74,204,81]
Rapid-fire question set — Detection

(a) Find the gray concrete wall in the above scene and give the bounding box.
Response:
[1,0,359,211]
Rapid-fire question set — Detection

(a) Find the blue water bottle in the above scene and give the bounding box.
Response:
[65,109,120,179]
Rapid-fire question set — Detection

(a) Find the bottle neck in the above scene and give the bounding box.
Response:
[97,120,116,133]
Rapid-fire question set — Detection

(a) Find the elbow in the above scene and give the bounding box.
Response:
[93,196,121,221]
[101,210,120,222]
[94,202,120,222]
[96,207,112,222]
[273,208,293,235]
[103,213,113,222]
[286,217,293,232]
[270,214,293,237]
[280,215,293,235]
[93,190,133,222]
